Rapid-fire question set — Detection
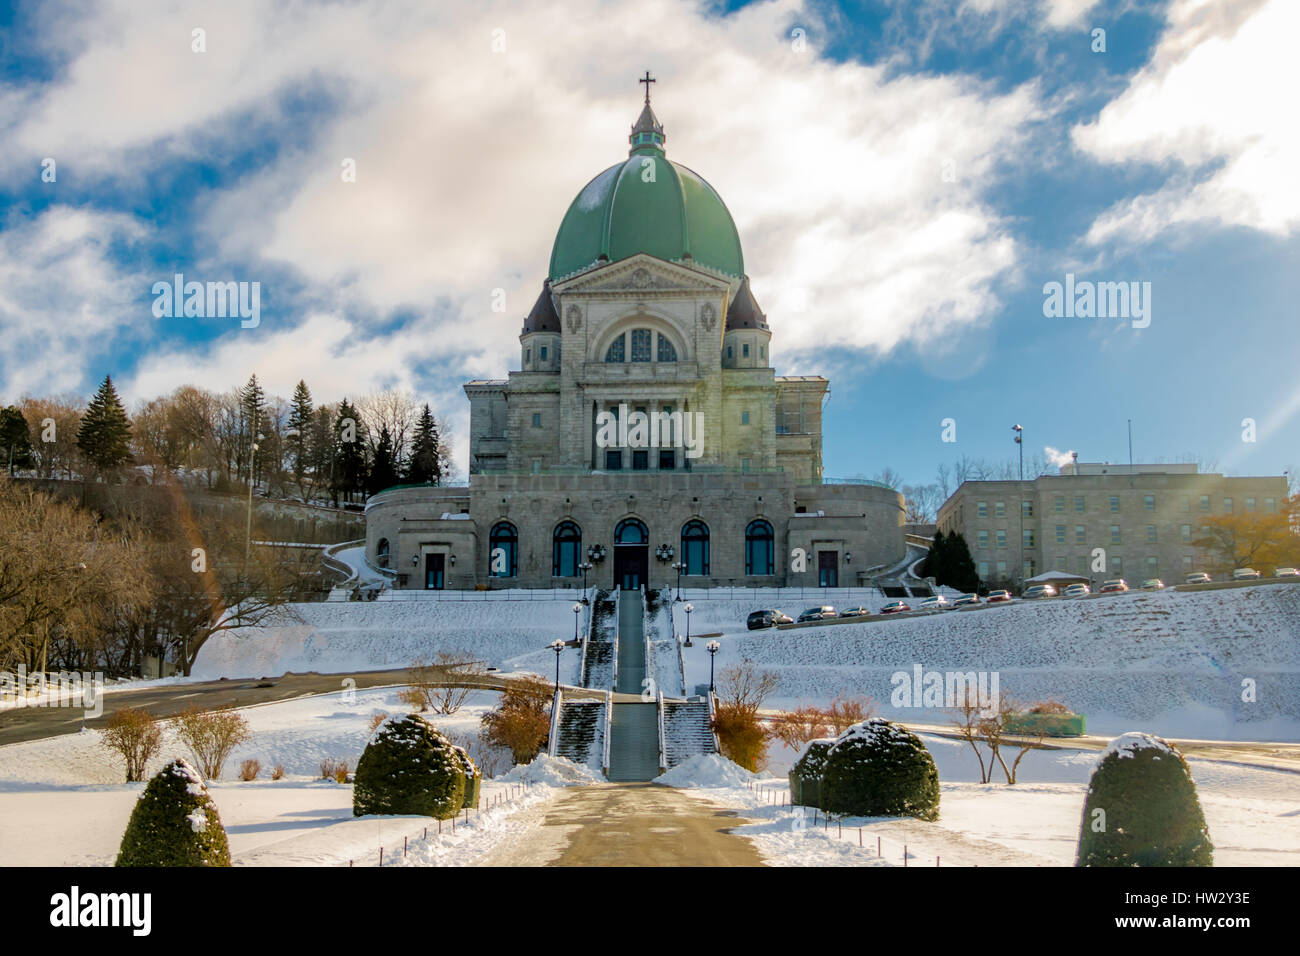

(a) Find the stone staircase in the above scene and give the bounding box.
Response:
[553,697,604,770]
[581,589,615,689]
[606,702,661,781]
[614,590,646,696]
[663,699,716,769]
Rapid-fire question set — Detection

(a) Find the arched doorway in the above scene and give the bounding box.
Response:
[613,517,649,591]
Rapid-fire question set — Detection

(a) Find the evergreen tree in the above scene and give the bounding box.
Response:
[945,532,980,593]
[0,406,34,476]
[287,380,313,497]
[309,404,334,502]
[331,397,369,504]
[239,374,266,487]
[76,375,133,477]
[920,530,947,581]
[368,424,399,495]
[406,403,442,485]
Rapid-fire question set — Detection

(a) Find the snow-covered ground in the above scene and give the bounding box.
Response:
[0,688,586,867]
[664,739,1300,867]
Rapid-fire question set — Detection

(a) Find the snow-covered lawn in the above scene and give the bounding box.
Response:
[663,736,1300,867]
[0,687,581,867]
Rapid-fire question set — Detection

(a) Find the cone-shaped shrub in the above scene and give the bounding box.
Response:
[821,718,940,821]
[1076,732,1212,867]
[115,758,231,866]
[452,744,481,810]
[789,738,836,809]
[353,714,464,819]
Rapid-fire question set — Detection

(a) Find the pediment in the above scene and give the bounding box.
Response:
[554,254,733,297]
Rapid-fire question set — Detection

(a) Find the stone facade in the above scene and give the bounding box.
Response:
[936,462,1289,586]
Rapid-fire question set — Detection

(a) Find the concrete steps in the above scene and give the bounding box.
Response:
[615,591,646,696]
[606,702,661,782]
[554,697,604,770]
[663,699,716,769]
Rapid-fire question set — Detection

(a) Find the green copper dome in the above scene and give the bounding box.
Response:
[548,98,744,282]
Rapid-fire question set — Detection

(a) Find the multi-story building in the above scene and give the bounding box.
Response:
[936,461,1289,586]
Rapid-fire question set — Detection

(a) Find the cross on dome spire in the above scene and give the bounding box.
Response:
[639,70,656,105]
[629,71,666,155]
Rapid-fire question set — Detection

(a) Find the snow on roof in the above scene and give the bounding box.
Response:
[1025,570,1088,582]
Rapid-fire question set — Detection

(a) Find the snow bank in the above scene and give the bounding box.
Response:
[500,754,601,787]
[655,754,754,789]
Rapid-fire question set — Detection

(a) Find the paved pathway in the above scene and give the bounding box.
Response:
[475,783,766,867]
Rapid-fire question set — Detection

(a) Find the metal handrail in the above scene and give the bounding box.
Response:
[656,689,668,772]
[602,689,613,775]
[611,588,621,692]
[547,687,562,758]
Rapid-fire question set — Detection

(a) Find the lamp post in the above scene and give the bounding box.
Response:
[243,432,263,577]
[706,640,720,692]
[578,561,592,603]
[1013,424,1025,590]
[672,561,685,601]
[683,602,694,647]
[572,602,583,645]
[550,638,566,695]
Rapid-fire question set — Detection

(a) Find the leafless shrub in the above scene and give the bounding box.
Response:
[99,707,163,782]
[238,758,261,781]
[171,706,252,780]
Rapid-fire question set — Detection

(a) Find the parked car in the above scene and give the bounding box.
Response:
[837,606,871,619]
[879,601,911,614]
[1141,578,1165,590]
[1232,568,1262,580]
[1062,583,1091,598]
[1185,571,1212,585]
[797,606,838,623]
[1275,567,1299,578]
[918,595,951,611]
[986,589,1012,603]
[1099,579,1129,594]
[746,609,793,630]
[952,593,981,607]
[1022,584,1058,599]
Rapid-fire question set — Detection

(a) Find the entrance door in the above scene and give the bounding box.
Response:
[425,553,445,590]
[614,546,648,590]
[818,550,839,588]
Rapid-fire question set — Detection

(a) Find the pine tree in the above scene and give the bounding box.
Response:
[0,406,34,476]
[309,404,334,503]
[920,530,946,581]
[332,398,369,504]
[287,380,313,498]
[239,374,266,487]
[368,424,398,495]
[406,403,442,485]
[945,532,979,593]
[76,375,133,477]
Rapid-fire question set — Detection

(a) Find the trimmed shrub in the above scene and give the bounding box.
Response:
[1076,732,1213,867]
[115,758,231,867]
[453,744,480,810]
[821,719,940,821]
[789,738,835,809]
[353,714,464,819]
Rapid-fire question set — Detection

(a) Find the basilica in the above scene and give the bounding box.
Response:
[365,82,905,590]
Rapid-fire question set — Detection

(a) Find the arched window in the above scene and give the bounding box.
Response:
[489,521,518,578]
[745,520,774,575]
[682,520,710,576]
[376,537,390,567]
[604,336,625,363]
[630,329,652,362]
[657,334,677,362]
[615,518,648,544]
[552,521,581,577]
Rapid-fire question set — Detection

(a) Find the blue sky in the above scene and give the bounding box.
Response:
[0,0,1295,490]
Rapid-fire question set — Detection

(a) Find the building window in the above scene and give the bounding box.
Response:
[994,501,1006,517]
[1146,556,1158,575]
[1246,497,1256,512]
[1223,497,1233,513]
[489,522,518,577]
[1076,555,1088,574]
[1110,525,1121,544]
[659,449,675,470]
[525,347,531,363]
[632,449,648,470]
[540,346,548,361]
[1200,495,1210,512]
[1075,496,1086,513]
[760,345,765,358]
[996,560,1007,576]
[1109,496,1120,513]
[630,328,652,362]
[1181,524,1191,543]
[1144,494,1155,512]
[1054,496,1064,513]
[605,336,625,363]
[682,520,710,576]
[741,411,750,425]
[615,518,647,545]
[1023,529,1035,548]
[1055,525,1066,544]
[740,458,752,472]
[1266,497,1276,512]
[376,538,389,567]
[1146,525,1157,544]
[977,530,989,548]
[657,334,677,362]
[1113,556,1124,574]
[532,412,541,428]
[977,501,988,518]
[996,530,1007,549]
[605,450,622,470]
[1180,496,1190,512]
[552,521,581,577]
[742,343,750,357]
[745,520,774,575]
[1022,500,1033,518]
[727,346,733,359]
[1183,555,1193,568]
[1075,525,1086,544]
[978,561,989,578]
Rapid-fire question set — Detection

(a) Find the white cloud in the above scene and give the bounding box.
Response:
[5,0,1044,402]
[1074,0,1299,244]
[1044,445,1076,468]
